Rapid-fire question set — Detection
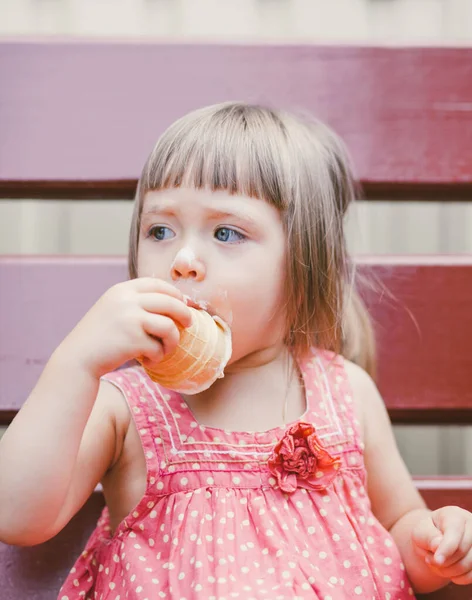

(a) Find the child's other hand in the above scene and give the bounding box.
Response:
[60,278,192,379]
[412,506,472,584]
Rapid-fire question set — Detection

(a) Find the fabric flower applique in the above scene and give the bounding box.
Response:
[268,422,341,493]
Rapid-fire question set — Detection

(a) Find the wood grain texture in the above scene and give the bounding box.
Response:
[1,42,472,199]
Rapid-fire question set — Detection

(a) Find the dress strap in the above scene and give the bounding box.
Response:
[300,349,364,455]
[101,366,162,483]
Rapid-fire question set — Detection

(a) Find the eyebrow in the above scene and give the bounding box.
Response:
[142,205,259,228]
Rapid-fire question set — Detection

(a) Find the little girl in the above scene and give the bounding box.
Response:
[1,102,471,599]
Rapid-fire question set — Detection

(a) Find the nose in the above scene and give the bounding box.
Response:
[170,247,206,282]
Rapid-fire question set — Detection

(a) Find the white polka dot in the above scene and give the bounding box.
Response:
[343,560,351,568]
[319,551,327,559]
[332,534,340,542]
[178,572,185,580]
[329,576,338,584]
[354,587,363,595]
[156,482,164,490]
[232,476,241,485]
[207,477,214,485]
[192,463,200,470]
[308,526,315,534]
[150,510,157,519]
[180,477,188,486]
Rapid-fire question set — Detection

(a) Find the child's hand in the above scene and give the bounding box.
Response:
[412,506,472,584]
[60,278,192,378]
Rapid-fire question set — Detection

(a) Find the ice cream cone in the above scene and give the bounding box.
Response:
[139,307,232,394]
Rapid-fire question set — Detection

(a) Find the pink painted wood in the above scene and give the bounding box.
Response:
[1,255,471,425]
[1,42,472,199]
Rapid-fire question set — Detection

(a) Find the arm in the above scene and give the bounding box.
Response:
[0,353,127,545]
[345,361,450,594]
[0,278,191,546]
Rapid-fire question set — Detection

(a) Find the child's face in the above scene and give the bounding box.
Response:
[137,187,288,365]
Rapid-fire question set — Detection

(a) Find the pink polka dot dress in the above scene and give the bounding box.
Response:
[59,350,415,599]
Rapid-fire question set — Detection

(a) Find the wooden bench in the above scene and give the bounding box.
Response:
[1,41,471,599]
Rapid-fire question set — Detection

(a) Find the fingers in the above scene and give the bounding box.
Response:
[423,519,472,583]
[432,508,467,564]
[412,517,443,554]
[140,293,192,329]
[131,277,185,301]
[142,314,181,359]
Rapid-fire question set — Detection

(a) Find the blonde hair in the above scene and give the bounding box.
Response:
[129,102,375,375]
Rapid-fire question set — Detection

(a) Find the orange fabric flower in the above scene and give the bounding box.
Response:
[268,422,341,493]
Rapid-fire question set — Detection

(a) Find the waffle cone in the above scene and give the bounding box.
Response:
[139,307,232,394]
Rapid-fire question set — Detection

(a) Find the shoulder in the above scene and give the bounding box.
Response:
[96,369,139,464]
[343,358,386,444]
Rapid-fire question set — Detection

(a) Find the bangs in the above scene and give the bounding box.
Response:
[140,103,292,211]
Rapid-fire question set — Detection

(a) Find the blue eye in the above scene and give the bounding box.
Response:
[215,227,245,243]
[149,226,174,241]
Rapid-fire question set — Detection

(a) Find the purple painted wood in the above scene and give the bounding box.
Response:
[1,255,472,424]
[360,256,472,423]
[0,256,127,422]
[1,42,472,199]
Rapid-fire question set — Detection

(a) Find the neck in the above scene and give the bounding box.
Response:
[181,345,306,432]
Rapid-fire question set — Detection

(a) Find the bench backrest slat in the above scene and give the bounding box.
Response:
[1,255,471,425]
[1,42,472,199]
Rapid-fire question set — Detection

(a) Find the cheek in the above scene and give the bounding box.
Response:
[135,241,168,279]
[228,263,287,333]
